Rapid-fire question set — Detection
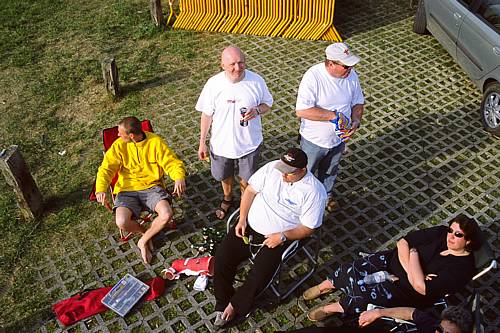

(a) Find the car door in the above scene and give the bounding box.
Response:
[426,0,473,59]
[456,0,500,80]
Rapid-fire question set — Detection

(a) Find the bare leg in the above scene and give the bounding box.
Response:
[239,178,248,195]
[318,279,335,292]
[215,177,234,219]
[137,200,173,264]
[116,207,146,233]
[221,177,234,199]
[307,301,344,321]
[321,301,344,314]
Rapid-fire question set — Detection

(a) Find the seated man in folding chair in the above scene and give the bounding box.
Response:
[95,116,186,264]
[213,147,327,327]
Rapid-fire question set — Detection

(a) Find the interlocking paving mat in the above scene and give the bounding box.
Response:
[30,0,499,332]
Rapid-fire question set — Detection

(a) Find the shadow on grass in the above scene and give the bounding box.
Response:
[42,187,89,217]
[4,306,54,333]
[120,69,188,97]
[334,0,415,39]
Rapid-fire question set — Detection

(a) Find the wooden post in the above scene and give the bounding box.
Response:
[150,0,164,28]
[0,146,43,220]
[101,58,120,98]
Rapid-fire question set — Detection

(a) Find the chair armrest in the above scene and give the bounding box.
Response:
[226,208,241,234]
[473,259,497,281]
[281,240,300,261]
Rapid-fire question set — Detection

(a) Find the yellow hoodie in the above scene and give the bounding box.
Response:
[96,132,185,194]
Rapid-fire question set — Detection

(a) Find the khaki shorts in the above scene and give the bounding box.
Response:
[114,186,172,219]
[210,145,261,182]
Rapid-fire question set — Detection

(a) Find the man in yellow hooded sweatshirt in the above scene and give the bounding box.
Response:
[95,116,186,264]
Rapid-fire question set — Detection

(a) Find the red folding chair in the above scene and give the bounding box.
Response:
[89,120,173,241]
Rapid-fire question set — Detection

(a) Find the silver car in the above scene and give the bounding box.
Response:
[413,0,500,136]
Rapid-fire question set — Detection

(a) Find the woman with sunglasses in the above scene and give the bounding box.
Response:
[305,214,482,321]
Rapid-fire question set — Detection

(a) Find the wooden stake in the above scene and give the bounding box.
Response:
[101,58,120,97]
[150,0,164,28]
[0,146,43,220]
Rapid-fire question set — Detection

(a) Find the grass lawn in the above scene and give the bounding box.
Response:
[0,0,220,328]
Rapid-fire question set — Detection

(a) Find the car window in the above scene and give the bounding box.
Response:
[477,0,500,32]
[460,0,477,7]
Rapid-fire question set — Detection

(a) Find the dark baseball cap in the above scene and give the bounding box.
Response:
[275,148,308,174]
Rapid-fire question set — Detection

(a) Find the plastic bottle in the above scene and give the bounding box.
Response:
[240,107,248,127]
[357,271,395,285]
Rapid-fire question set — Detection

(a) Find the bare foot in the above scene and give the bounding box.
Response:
[137,239,152,264]
[222,302,235,322]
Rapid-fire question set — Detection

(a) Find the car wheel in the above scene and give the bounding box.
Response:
[413,0,428,34]
[481,82,500,136]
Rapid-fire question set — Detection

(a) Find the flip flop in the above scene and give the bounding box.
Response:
[215,198,233,220]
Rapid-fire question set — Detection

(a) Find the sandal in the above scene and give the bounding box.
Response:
[326,197,340,212]
[307,306,332,322]
[303,284,333,301]
[215,198,233,220]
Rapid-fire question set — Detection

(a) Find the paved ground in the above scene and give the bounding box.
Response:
[33,0,498,332]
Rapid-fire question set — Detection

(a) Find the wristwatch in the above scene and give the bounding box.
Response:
[279,233,287,243]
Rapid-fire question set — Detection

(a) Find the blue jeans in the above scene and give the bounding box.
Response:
[300,137,345,197]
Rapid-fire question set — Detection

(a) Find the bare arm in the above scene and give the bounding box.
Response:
[295,107,337,121]
[263,225,314,249]
[359,307,415,327]
[243,103,272,121]
[343,104,364,138]
[397,238,411,273]
[235,185,258,238]
[198,113,212,160]
[407,249,427,295]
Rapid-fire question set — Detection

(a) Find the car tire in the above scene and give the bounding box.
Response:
[413,0,428,34]
[481,82,500,136]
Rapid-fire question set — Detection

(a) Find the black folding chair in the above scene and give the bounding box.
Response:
[226,208,321,303]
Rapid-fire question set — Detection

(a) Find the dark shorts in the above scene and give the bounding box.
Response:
[210,145,261,182]
[114,186,172,219]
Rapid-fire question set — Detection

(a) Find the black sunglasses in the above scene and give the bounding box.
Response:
[448,227,465,238]
[332,61,352,69]
[436,324,445,333]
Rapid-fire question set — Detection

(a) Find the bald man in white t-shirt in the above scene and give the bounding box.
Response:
[197,46,273,220]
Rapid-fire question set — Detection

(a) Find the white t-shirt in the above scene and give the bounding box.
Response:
[296,63,364,149]
[196,70,273,158]
[247,160,327,235]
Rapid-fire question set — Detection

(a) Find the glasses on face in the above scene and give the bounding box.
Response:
[436,324,445,333]
[332,61,352,69]
[448,227,465,238]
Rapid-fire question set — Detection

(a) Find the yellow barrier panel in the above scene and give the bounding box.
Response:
[282,0,308,38]
[218,0,240,32]
[232,0,251,34]
[270,0,293,37]
[171,0,342,42]
[196,0,217,31]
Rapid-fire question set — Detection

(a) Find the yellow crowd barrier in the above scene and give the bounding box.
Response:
[172,0,342,41]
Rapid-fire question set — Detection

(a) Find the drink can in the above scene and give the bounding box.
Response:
[240,107,248,127]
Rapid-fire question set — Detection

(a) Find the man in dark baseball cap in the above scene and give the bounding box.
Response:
[274,148,308,175]
[212,147,326,328]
